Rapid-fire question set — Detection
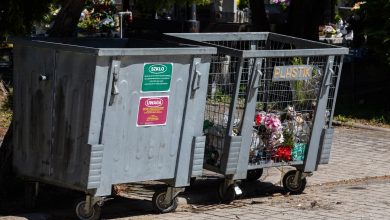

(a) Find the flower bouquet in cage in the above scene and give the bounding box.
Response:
[249,105,312,164]
[250,112,285,164]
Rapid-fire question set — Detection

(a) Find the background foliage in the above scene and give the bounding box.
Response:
[361,0,390,65]
[0,0,54,38]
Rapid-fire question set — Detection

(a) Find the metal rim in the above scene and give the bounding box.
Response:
[285,174,301,191]
[154,192,177,212]
[283,170,306,193]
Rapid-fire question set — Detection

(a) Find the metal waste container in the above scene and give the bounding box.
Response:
[165,32,348,203]
[12,38,216,219]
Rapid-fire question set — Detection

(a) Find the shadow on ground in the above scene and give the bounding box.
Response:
[0,177,287,220]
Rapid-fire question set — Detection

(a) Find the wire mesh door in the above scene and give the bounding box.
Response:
[201,40,342,174]
[248,55,333,168]
[202,39,266,172]
[203,52,244,170]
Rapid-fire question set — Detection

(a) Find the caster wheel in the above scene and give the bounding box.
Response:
[152,190,179,213]
[75,200,102,220]
[218,182,236,204]
[282,170,307,194]
[246,169,263,182]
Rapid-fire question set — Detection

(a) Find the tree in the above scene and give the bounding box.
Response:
[48,0,87,37]
[1,0,210,38]
[0,0,53,39]
[361,0,390,65]
[248,0,269,31]
[287,0,326,41]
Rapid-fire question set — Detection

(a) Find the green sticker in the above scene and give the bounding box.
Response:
[142,63,173,92]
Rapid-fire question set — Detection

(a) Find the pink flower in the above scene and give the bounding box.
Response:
[264,114,282,132]
[270,0,290,6]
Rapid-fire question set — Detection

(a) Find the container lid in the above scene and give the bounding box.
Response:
[11,37,217,56]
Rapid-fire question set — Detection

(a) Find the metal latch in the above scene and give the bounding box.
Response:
[190,58,203,99]
[192,62,202,91]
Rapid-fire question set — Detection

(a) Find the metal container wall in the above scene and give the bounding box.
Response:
[164,33,348,180]
[12,38,216,196]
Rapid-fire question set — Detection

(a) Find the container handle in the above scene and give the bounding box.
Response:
[192,62,202,91]
[251,60,263,89]
[109,62,120,106]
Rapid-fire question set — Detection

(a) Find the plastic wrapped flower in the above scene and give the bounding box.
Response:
[264,113,282,132]
[254,111,266,126]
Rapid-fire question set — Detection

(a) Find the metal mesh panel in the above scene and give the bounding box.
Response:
[204,52,243,168]
[203,39,267,168]
[248,56,329,167]
[326,55,343,127]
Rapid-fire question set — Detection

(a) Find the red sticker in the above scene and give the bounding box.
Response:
[137,96,169,126]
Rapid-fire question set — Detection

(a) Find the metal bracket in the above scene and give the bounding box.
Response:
[83,195,112,214]
[162,187,184,205]
[292,171,312,188]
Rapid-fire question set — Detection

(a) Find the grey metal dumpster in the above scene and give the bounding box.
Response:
[165,32,348,203]
[12,37,216,219]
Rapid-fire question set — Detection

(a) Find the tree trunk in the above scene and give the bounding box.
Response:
[288,0,326,41]
[48,0,86,37]
[249,0,269,31]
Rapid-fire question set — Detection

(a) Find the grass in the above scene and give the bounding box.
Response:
[334,104,390,128]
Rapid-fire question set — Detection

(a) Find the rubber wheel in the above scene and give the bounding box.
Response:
[282,170,307,194]
[246,169,263,182]
[152,190,179,213]
[218,182,236,204]
[75,200,102,220]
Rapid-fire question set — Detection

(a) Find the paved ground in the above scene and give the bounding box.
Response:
[1,126,390,219]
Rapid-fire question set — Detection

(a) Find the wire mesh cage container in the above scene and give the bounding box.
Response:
[165,32,348,203]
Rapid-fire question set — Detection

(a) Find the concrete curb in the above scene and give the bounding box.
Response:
[333,120,390,132]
